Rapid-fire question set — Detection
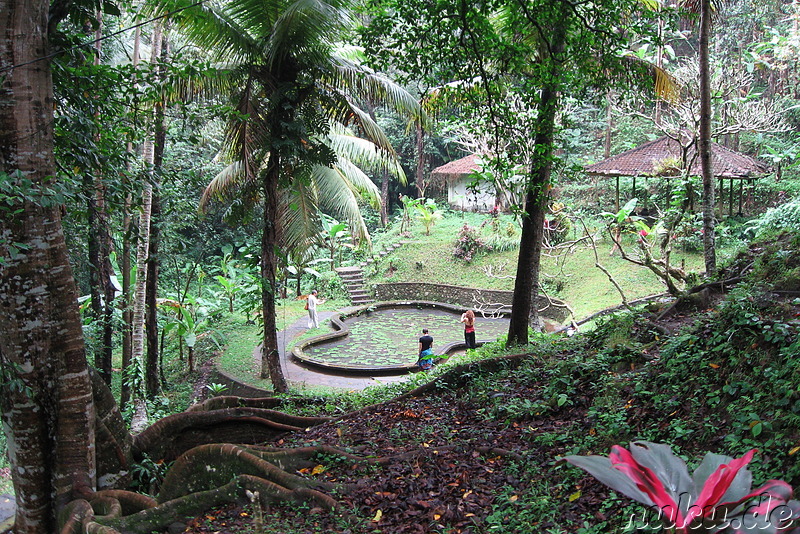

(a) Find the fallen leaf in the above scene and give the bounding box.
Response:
[311,464,326,475]
[372,509,382,522]
[569,491,581,502]
[709,363,720,369]
[509,495,518,502]
[790,446,800,456]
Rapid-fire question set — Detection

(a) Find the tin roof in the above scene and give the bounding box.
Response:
[585,136,770,179]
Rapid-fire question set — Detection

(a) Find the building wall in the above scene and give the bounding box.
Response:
[447,177,497,212]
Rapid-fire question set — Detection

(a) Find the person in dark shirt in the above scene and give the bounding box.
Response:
[417,328,434,370]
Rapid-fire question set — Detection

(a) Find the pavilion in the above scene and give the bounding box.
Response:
[584,135,771,216]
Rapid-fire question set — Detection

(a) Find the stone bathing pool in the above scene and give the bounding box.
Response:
[292,302,511,374]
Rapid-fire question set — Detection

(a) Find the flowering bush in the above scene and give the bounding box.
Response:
[564,441,800,533]
[453,224,490,263]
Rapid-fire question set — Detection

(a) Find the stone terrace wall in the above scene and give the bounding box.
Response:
[373,282,569,322]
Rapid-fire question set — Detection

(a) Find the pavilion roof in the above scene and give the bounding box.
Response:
[431,154,484,180]
[585,136,770,179]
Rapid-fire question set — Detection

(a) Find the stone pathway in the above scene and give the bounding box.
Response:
[260,310,410,391]
[0,494,13,532]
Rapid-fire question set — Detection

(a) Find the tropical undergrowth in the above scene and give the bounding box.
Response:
[167,224,799,533]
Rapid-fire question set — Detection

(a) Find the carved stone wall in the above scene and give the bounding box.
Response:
[372,282,569,322]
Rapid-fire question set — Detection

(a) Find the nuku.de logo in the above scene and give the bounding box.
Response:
[625,491,796,530]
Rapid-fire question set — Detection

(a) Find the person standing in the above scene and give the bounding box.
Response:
[417,328,434,370]
[460,309,477,349]
[306,290,325,329]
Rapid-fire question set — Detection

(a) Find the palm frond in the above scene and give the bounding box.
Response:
[334,102,396,154]
[148,0,264,64]
[329,57,430,129]
[312,164,373,245]
[266,0,350,69]
[199,160,258,212]
[327,126,406,185]
[223,79,273,164]
[622,54,681,104]
[281,183,322,252]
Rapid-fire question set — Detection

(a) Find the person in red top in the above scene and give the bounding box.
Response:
[460,309,477,349]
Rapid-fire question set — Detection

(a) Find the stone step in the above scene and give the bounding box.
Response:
[349,290,369,298]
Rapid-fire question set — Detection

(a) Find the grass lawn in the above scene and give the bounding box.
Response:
[366,209,724,319]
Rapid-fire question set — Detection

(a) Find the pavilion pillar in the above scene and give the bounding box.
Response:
[729,178,734,217]
[738,179,744,216]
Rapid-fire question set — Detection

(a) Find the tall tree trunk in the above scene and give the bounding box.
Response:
[699,0,716,276]
[131,22,163,428]
[507,15,567,347]
[380,170,390,226]
[415,122,427,198]
[85,13,115,385]
[145,28,169,398]
[145,151,162,396]
[0,2,96,530]
[121,26,142,410]
[261,162,289,392]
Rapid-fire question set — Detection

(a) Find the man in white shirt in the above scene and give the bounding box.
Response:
[306,289,325,328]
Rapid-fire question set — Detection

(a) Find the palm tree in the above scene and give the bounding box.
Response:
[159,0,423,391]
[201,123,406,253]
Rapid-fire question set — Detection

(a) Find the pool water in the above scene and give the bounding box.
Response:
[304,308,510,368]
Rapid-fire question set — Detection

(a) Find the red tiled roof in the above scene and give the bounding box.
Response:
[585,136,770,179]
[431,154,484,177]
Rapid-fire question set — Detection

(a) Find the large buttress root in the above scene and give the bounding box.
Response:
[133,408,332,462]
[80,443,344,534]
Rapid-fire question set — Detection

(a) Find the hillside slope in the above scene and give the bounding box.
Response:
[179,231,800,533]
[364,211,707,319]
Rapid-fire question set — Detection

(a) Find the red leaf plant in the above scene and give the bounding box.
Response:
[563,441,800,533]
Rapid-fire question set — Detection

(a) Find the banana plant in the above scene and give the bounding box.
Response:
[163,305,211,372]
[564,441,800,533]
[214,247,250,313]
[415,198,443,236]
[317,216,354,267]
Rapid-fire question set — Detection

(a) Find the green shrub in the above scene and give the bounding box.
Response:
[453,223,488,262]
[314,270,348,301]
[746,197,800,238]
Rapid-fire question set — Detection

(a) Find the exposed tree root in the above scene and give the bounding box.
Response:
[133,408,332,461]
[157,443,337,502]
[61,442,349,534]
[186,395,286,411]
[93,490,157,515]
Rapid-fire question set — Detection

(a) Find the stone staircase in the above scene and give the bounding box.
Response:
[336,242,405,306]
[335,266,373,306]
[358,242,404,269]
